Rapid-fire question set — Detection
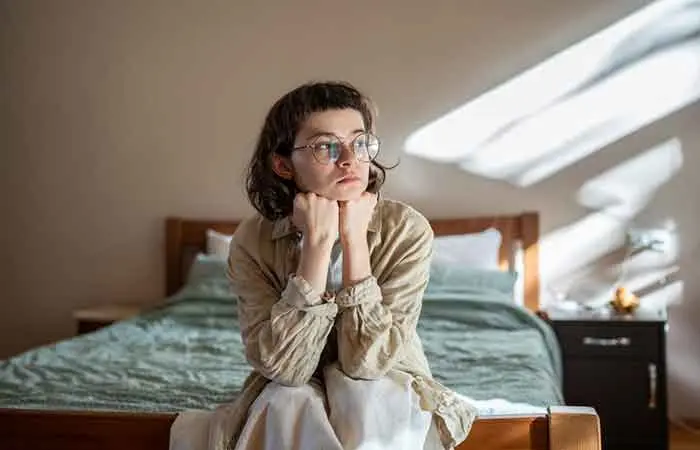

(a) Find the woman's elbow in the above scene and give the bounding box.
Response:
[339,358,391,380]
[268,371,311,387]
[339,333,404,379]
[250,353,313,387]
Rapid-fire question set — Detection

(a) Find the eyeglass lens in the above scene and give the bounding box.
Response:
[313,133,379,163]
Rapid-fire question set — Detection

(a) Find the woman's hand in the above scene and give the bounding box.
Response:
[339,193,376,287]
[292,192,339,247]
[293,193,339,294]
[339,192,377,245]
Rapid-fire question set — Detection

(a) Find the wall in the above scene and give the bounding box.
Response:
[2,0,698,417]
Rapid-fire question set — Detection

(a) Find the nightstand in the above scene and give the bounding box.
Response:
[73,304,143,335]
[547,306,668,450]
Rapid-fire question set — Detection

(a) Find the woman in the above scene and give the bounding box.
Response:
[223,81,476,450]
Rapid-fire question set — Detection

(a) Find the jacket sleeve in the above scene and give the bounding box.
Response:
[228,238,337,387]
[335,216,433,379]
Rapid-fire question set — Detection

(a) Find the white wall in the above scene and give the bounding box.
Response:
[2,0,698,417]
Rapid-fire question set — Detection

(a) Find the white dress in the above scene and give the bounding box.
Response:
[231,239,443,450]
[233,364,442,450]
[170,240,444,450]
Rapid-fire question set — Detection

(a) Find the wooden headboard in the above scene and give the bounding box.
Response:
[165,212,540,310]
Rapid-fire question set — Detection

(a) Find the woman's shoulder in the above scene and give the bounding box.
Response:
[231,213,275,249]
[376,198,432,238]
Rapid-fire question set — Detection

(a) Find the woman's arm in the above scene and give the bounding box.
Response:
[336,215,433,379]
[229,236,337,387]
[297,236,336,294]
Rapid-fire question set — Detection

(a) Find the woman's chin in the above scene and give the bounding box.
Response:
[324,185,366,202]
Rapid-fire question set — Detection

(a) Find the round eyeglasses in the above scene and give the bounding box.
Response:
[292,132,380,164]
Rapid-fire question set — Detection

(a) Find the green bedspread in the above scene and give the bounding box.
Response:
[0,277,563,413]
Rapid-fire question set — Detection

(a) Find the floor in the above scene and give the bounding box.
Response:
[671,423,700,450]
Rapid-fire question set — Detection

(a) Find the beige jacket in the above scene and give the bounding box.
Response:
[212,199,476,449]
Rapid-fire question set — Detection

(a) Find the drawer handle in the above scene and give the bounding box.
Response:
[582,336,631,347]
[648,363,657,409]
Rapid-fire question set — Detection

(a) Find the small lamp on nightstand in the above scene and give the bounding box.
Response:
[608,227,672,314]
[547,225,675,314]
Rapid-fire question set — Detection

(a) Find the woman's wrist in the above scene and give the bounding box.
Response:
[305,230,337,249]
[340,229,367,247]
[297,238,334,294]
[341,236,371,287]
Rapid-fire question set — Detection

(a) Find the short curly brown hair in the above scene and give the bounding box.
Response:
[245,81,390,221]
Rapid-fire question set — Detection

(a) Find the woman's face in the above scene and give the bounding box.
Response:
[288,108,371,201]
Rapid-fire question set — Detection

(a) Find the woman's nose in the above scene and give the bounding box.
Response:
[336,143,357,167]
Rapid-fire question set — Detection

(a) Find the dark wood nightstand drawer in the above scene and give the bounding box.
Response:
[554,323,660,358]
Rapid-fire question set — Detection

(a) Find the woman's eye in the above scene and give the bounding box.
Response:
[316,142,337,152]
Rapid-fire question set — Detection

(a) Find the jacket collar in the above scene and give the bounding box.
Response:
[271,201,382,240]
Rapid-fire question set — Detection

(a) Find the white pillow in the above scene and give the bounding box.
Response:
[206,229,233,259]
[205,228,502,269]
[432,228,502,270]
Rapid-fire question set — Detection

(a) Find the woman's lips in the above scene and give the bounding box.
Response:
[338,176,361,184]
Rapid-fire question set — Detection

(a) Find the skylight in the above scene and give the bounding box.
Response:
[405,0,700,186]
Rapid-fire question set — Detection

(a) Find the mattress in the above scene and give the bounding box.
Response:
[0,276,563,414]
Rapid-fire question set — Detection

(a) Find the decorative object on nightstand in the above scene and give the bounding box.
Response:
[609,286,640,314]
[606,227,670,314]
[73,304,143,335]
[546,225,674,312]
[547,306,668,450]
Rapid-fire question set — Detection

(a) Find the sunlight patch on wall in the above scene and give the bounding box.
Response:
[576,138,683,218]
[541,212,630,286]
[543,222,682,307]
[634,279,684,309]
[540,139,683,306]
[404,0,700,187]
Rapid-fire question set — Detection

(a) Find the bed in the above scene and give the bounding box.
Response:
[0,212,601,450]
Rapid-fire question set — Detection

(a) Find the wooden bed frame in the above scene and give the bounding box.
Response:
[0,212,601,450]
